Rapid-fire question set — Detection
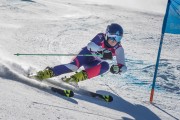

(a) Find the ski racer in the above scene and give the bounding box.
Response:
[35,23,127,83]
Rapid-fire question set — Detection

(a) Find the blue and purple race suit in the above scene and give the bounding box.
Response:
[52,33,126,79]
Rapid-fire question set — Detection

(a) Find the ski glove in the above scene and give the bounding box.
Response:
[110,65,120,74]
[97,49,112,60]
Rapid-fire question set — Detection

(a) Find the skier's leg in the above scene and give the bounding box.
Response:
[35,47,94,80]
[52,47,94,76]
[52,62,78,76]
[84,61,109,79]
[64,61,109,83]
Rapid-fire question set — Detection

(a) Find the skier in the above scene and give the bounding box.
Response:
[35,23,127,83]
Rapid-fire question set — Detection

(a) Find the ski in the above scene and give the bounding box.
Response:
[48,77,113,102]
[53,77,113,102]
[88,91,113,102]
[50,87,74,97]
[27,73,112,101]
[60,77,113,102]
[27,74,74,97]
[76,88,113,102]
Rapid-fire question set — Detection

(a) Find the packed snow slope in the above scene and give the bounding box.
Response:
[0,0,180,120]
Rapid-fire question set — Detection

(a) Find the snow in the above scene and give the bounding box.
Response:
[0,0,180,120]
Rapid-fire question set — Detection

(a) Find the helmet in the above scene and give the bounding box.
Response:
[105,23,123,43]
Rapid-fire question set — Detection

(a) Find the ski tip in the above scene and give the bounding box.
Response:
[108,96,113,102]
[104,95,113,102]
[64,90,74,97]
[69,91,74,97]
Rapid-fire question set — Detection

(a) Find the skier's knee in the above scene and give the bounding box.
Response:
[100,62,109,73]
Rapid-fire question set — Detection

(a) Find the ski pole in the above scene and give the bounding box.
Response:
[14,53,103,57]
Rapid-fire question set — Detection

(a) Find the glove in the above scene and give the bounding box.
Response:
[97,49,112,60]
[110,65,120,74]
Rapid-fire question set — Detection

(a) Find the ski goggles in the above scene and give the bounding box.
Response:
[107,33,122,43]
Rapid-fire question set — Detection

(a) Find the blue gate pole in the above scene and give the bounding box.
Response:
[150,34,164,103]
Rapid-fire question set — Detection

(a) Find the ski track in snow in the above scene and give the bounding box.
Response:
[0,0,180,120]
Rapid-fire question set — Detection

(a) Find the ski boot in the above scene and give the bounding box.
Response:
[63,70,88,83]
[35,67,54,80]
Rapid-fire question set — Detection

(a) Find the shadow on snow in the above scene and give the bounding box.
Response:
[74,90,161,120]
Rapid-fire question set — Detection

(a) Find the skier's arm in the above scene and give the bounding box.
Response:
[87,42,112,59]
[87,33,104,52]
[87,42,103,52]
[87,33,112,60]
[110,47,127,74]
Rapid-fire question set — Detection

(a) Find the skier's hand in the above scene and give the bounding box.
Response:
[97,49,112,60]
[110,65,120,74]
